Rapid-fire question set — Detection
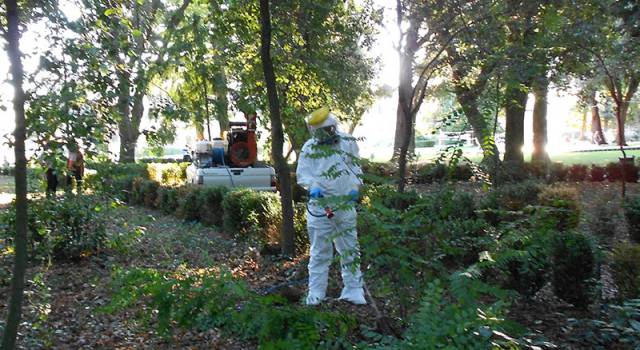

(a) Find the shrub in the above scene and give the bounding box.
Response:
[176,186,202,221]
[142,181,159,208]
[197,186,228,227]
[430,218,491,267]
[222,189,281,245]
[623,161,639,183]
[0,196,107,261]
[416,163,447,184]
[606,162,620,181]
[481,181,541,212]
[567,164,588,182]
[624,196,640,242]
[130,177,146,205]
[293,203,309,255]
[611,243,640,300]
[147,162,190,186]
[549,162,568,182]
[452,163,474,181]
[492,228,551,298]
[524,162,546,179]
[538,186,581,230]
[566,299,640,349]
[106,268,356,347]
[391,274,521,350]
[88,162,149,180]
[363,184,420,210]
[551,232,599,308]
[603,162,638,182]
[589,165,607,182]
[416,188,476,221]
[155,187,180,214]
[131,178,159,208]
[361,160,395,184]
[108,175,138,202]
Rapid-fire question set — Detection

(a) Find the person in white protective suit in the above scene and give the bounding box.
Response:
[296,107,366,305]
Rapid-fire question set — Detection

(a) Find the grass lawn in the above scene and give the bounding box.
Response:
[408,148,640,165]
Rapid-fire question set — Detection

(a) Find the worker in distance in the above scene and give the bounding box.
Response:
[296,106,366,306]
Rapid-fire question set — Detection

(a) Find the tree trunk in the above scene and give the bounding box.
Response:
[504,84,528,165]
[590,93,607,145]
[532,79,549,163]
[617,101,629,146]
[2,1,29,348]
[393,14,419,193]
[579,111,587,141]
[455,89,501,168]
[392,16,418,162]
[259,0,295,256]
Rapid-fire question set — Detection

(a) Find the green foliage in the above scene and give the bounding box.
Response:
[415,163,447,184]
[360,161,395,185]
[612,243,640,300]
[155,186,180,215]
[147,162,190,186]
[293,203,309,255]
[105,267,356,348]
[0,195,107,262]
[567,299,640,349]
[491,227,552,298]
[388,272,520,350]
[222,189,282,245]
[362,184,420,211]
[624,195,640,242]
[86,162,149,200]
[480,181,542,212]
[131,177,160,208]
[551,232,599,308]
[197,186,229,227]
[173,186,200,221]
[538,186,581,230]
[358,186,488,315]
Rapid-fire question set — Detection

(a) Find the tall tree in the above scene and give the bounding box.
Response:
[571,0,640,147]
[426,0,505,175]
[67,0,192,162]
[259,0,295,256]
[1,0,28,347]
[501,0,542,165]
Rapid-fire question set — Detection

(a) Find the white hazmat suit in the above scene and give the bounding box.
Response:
[296,112,366,305]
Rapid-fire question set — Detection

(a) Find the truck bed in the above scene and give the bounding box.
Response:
[186,164,277,191]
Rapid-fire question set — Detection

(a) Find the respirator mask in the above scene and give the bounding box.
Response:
[314,125,339,145]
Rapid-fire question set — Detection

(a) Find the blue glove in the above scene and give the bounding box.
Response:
[310,187,323,199]
[348,189,359,202]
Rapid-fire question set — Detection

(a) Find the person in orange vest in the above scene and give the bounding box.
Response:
[66,146,84,193]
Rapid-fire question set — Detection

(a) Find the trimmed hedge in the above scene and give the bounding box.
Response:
[88,161,310,252]
[147,162,190,186]
[551,232,599,308]
[222,188,281,245]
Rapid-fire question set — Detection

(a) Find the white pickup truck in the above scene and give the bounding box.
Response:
[185,139,277,191]
[186,163,277,191]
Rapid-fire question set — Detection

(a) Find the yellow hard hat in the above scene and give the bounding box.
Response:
[307,106,331,127]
